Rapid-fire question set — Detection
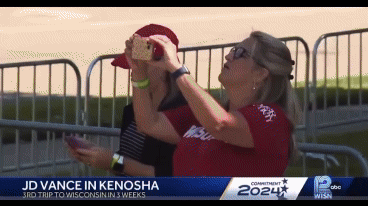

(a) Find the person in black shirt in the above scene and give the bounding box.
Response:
[67,64,186,176]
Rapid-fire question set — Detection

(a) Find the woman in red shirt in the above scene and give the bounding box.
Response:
[126,31,302,177]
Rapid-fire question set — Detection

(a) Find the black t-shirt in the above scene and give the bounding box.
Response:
[116,103,176,176]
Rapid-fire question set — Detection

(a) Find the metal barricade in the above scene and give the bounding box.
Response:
[0,119,366,177]
[84,37,310,132]
[0,59,82,176]
[298,142,368,177]
[311,28,368,142]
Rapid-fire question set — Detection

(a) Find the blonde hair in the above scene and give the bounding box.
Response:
[250,31,303,165]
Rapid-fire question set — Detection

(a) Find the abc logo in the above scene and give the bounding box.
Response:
[330,182,342,196]
[330,182,342,190]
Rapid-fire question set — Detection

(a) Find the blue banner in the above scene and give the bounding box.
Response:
[0,177,231,200]
[0,177,367,200]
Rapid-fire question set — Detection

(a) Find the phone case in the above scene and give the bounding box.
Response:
[132,37,154,61]
[64,134,93,149]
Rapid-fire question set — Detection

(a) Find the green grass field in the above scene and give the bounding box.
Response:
[1,75,367,176]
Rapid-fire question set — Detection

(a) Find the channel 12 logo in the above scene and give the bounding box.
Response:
[314,176,342,199]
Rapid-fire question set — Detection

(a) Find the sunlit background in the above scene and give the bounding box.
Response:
[0,7,367,97]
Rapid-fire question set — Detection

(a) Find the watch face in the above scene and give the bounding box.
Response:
[183,65,190,74]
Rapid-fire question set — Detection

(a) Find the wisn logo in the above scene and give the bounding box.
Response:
[314,176,333,199]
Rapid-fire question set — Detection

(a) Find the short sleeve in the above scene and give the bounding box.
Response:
[237,103,291,155]
[163,105,199,137]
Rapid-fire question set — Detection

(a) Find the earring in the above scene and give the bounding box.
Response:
[252,82,256,90]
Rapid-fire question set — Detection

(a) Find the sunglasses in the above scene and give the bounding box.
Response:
[230,47,251,60]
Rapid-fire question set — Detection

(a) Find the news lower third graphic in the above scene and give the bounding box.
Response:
[220,177,307,200]
[0,177,367,200]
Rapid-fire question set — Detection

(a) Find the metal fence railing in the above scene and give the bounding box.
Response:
[84,36,310,133]
[311,28,368,142]
[0,119,366,177]
[0,59,82,176]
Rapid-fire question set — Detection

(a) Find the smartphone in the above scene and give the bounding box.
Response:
[132,37,154,61]
[64,134,93,149]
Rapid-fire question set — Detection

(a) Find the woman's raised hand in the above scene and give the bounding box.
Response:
[147,35,182,73]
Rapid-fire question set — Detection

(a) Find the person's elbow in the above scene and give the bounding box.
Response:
[205,118,228,134]
[135,116,158,135]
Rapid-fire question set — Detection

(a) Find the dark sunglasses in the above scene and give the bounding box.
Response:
[230,47,251,60]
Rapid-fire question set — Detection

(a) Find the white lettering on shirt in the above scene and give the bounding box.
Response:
[256,104,276,122]
[183,125,215,141]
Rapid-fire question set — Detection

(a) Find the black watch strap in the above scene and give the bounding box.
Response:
[171,65,190,81]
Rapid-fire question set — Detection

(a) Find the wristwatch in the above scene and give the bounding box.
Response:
[171,64,190,81]
[111,153,124,173]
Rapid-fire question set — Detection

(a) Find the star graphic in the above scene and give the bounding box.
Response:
[281,185,289,193]
[277,192,287,200]
[282,178,288,184]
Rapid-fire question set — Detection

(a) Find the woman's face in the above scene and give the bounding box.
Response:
[218,37,261,88]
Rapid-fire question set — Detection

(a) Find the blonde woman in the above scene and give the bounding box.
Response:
[126,31,302,177]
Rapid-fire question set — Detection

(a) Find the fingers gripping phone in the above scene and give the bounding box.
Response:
[64,134,93,149]
[132,37,154,61]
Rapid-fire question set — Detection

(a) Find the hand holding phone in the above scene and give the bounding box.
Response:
[64,134,94,150]
[132,37,154,61]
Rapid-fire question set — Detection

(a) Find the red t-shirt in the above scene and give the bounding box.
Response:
[163,103,292,177]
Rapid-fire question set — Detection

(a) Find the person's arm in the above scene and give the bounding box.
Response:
[147,35,254,148]
[67,145,156,176]
[131,71,180,145]
[124,34,180,145]
[175,73,254,148]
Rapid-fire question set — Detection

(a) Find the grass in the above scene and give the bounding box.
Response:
[1,80,368,144]
[0,75,367,176]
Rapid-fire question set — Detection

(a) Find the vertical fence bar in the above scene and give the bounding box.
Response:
[195,50,199,82]
[359,32,363,118]
[98,61,103,127]
[49,64,56,176]
[16,66,20,175]
[302,152,307,177]
[336,36,339,107]
[323,154,328,175]
[63,63,71,176]
[110,64,117,176]
[323,38,328,122]
[335,36,339,125]
[345,156,349,176]
[46,64,51,167]
[97,60,102,145]
[52,130,56,176]
[62,63,67,170]
[348,34,351,108]
[112,65,117,129]
[294,41,299,88]
[32,65,38,175]
[63,63,67,125]
[207,49,212,93]
[220,47,225,102]
[0,68,3,174]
